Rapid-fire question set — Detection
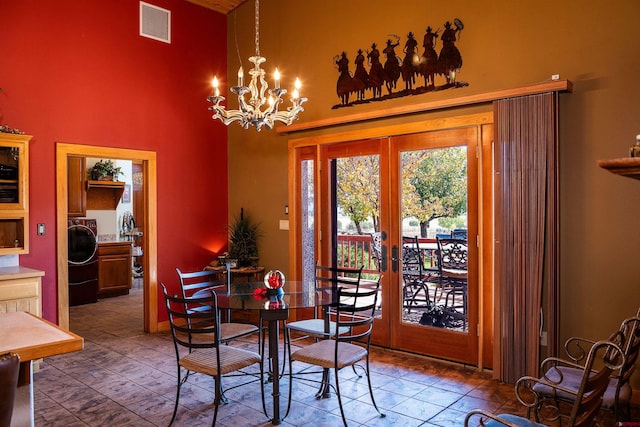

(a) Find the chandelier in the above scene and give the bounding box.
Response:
[207,0,307,131]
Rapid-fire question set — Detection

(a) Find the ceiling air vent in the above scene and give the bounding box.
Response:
[140,2,171,44]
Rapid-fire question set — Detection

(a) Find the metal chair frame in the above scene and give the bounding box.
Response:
[176,266,259,343]
[161,283,262,426]
[531,311,640,423]
[402,235,432,312]
[435,237,468,328]
[287,277,385,426]
[465,339,625,427]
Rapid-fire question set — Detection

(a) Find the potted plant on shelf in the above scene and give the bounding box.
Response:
[88,159,123,181]
[228,208,260,268]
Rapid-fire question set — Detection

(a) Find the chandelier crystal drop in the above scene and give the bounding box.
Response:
[207,0,307,131]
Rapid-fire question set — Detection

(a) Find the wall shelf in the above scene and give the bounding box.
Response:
[86,180,125,210]
[598,158,640,181]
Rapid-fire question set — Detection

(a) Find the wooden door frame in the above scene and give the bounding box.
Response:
[56,143,158,332]
[288,112,493,367]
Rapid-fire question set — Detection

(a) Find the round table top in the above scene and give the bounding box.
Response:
[203,281,335,311]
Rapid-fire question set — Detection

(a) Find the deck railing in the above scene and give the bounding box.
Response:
[337,234,377,273]
[337,234,437,274]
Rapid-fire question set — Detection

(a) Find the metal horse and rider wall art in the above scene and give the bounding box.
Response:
[333,18,467,109]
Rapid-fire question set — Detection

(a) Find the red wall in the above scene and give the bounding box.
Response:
[0,0,229,322]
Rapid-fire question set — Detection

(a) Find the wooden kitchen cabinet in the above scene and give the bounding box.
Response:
[67,156,87,217]
[0,266,44,316]
[0,134,30,255]
[98,242,131,298]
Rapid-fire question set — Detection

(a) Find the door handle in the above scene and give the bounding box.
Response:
[391,245,398,272]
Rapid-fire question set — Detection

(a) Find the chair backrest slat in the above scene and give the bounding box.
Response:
[176,267,228,298]
[161,283,221,351]
[402,236,423,277]
[315,264,363,290]
[334,276,382,344]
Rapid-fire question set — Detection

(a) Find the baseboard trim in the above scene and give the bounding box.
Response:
[157,319,170,332]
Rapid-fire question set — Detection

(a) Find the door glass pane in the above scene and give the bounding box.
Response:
[301,159,315,285]
[0,146,19,203]
[334,155,382,318]
[400,146,468,332]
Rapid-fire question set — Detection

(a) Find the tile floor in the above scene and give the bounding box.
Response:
[33,288,632,426]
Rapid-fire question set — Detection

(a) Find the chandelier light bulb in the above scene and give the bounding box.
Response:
[274,68,280,89]
[237,67,244,87]
[212,77,220,97]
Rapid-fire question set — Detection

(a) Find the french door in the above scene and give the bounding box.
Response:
[290,116,492,366]
[388,128,478,363]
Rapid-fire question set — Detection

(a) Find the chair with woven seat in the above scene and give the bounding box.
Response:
[161,283,262,426]
[464,339,625,427]
[176,266,259,343]
[529,311,640,423]
[284,264,363,346]
[287,276,385,426]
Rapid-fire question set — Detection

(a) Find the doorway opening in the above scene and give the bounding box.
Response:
[56,143,158,332]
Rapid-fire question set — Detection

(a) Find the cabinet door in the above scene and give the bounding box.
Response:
[0,136,28,210]
[0,134,30,255]
[98,255,130,294]
[98,245,131,296]
[67,156,86,217]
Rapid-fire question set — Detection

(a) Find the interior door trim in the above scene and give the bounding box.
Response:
[56,143,158,332]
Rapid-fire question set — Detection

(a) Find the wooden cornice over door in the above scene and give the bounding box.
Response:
[278,79,572,135]
[185,0,248,14]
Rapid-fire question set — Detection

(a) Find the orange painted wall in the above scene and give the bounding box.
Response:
[226,0,640,385]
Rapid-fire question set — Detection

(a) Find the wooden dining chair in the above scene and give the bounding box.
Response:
[464,339,624,427]
[176,266,259,343]
[161,284,262,426]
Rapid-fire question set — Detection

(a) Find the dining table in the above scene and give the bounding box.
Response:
[0,311,83,427]
[215,280,335,426]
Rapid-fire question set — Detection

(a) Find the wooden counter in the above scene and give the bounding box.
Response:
[0,311,83,427]
[0,311,83,361]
